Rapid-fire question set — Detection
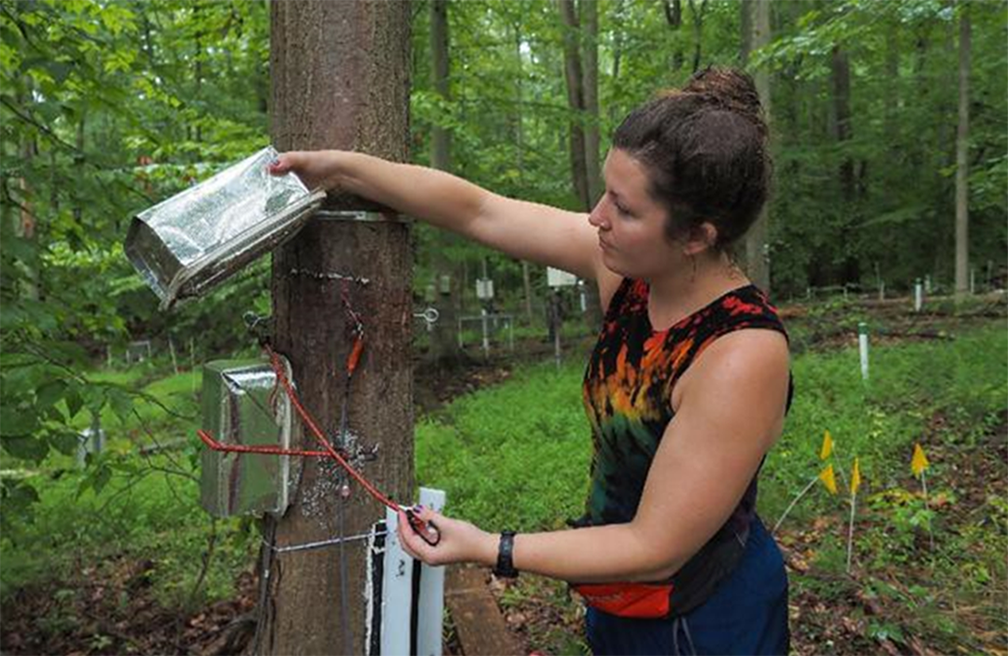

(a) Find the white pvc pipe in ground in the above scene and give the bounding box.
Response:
[858,321,869,381]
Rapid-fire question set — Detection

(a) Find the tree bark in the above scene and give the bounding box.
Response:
[261,2,412,654]
[954,3,970,299]
[741,0,771,292]
[558,0,590,212]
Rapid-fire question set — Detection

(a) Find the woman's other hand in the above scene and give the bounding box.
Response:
[267,150,343,191]
[396,505,496,568]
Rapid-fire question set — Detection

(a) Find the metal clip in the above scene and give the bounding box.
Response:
[414,307,439,330]
[243,311,272,346]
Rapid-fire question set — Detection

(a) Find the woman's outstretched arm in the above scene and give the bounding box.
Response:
[271,150,609,284]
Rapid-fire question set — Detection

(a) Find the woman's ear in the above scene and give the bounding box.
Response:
[682,221,718,256]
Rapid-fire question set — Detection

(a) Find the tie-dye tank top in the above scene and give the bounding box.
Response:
[571,277,792,615]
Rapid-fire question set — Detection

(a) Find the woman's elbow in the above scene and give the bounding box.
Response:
[624,525,687,582]
[628,557,683,583]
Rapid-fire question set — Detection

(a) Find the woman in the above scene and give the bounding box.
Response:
[270,66,791,655]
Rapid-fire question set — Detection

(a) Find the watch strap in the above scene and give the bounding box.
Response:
[493,530,519,578]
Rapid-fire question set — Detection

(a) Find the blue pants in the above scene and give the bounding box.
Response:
[585,517,789,655]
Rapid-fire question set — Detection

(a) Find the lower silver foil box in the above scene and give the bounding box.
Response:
[200,358,302,518]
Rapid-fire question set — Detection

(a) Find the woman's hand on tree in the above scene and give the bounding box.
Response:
[396,505,496,568]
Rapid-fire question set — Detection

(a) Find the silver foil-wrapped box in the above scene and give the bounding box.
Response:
[124,146,325,309]
[200,358,302,518]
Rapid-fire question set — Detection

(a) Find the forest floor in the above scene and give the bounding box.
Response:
[1,292,1005,656]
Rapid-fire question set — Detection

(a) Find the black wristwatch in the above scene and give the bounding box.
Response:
[493,530,519,579]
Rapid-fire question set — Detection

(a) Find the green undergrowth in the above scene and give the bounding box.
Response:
[416,359,592,532]
[418,323,1004,531]
[0,454,257,609]
[762,324,1006,522]
[2,360,253,612]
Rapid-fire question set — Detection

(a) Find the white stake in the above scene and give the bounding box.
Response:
[772,476,818,535]
[858,322,869,381]
[846,492,857,574]
[921,470,935,552]
[169,336,179,375]
[914,279,923,312]
[480,308,490,359]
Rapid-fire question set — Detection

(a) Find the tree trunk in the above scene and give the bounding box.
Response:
[558,0,590,212]
[430,0,450,173]
[74,114,84,224]
[612,0,625,81]
[514,22,535,325]
[581,0,601,206]
[663,0,685,71]
[18,123,38,300]
[954,4,970,299]
[741,0,771,292]
[830,45,858,284]
[579,0,604,329]
[686,0,708,73]
[194,1,203,143]
[261,3,412,654]
[429,0,462,365]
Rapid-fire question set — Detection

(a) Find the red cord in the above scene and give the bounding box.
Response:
[198,428,333,458]
[197,290,410,517]
[197,344,402,513]
[265,346,402,513]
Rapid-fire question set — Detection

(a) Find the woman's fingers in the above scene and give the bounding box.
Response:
[397,510,429,561]
[267,152,298,176]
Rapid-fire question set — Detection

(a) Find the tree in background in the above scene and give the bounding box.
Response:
[428,0,463,365]
[740,0,771,292]
[954,2,970,299]
[559,0,603,328]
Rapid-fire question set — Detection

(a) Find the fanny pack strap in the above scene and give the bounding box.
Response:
[572,582,674,619]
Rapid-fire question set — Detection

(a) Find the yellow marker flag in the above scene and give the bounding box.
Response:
[819,464,838,495]
[820,430,834,461]
[911,443,930,477]
[851,457,861,495]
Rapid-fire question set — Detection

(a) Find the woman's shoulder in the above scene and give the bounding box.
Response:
[705,284,789,340]
[673,327,790,413]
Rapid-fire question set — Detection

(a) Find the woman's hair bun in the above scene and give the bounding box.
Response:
[681,66,765,136]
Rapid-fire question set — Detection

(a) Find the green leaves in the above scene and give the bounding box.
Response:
[1,404,38,436]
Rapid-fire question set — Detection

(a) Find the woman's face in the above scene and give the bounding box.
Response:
[588,149,685,280]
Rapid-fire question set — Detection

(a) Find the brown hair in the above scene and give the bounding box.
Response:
[612,66,770,250]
